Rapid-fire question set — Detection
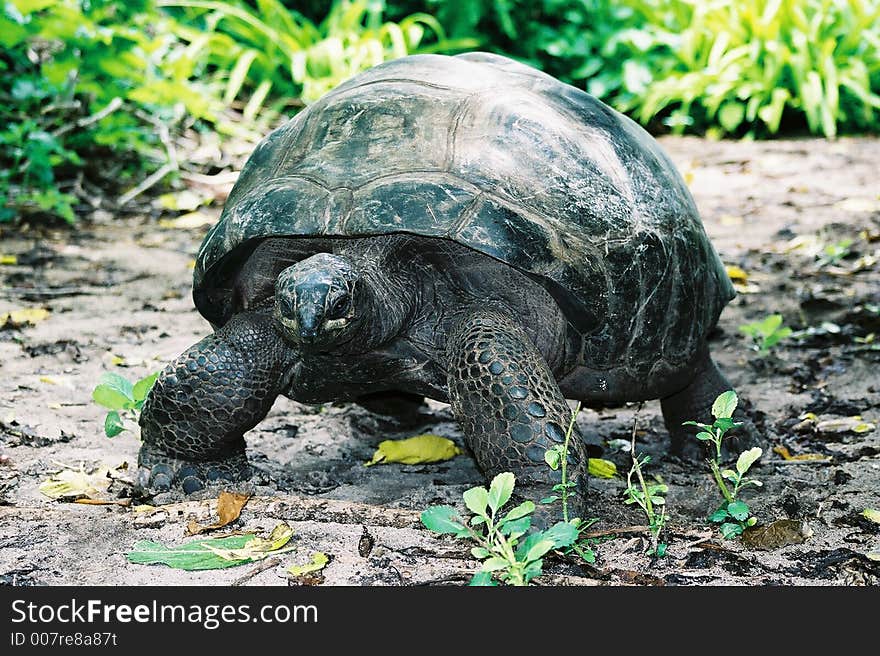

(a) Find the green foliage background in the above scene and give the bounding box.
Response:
[3,0,879,223]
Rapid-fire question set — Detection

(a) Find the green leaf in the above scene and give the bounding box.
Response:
[696,431,714,441]
[711,390,738,419]
[710,508,730,523]
[727,500,750,522]
[287,552,329,577]
[861,508,880,524]
[98,372,134,400]
[522,558,543,583]
[420,506,466,534]
[718,101,745,132]
[736,447,763,475]
[487,472,515,513]
[132,372,160,402]
[655,543,668,557]
[481,557,510,572]
[470,547,490,559]
[125,534,280,572]
[524,539,555,562]
[719,522,744,540]
[500,516,530,536]
[92,385,132,411]
[539,496,559,504]
[463,486,489,518]
[721,469,737,481]
[502,501,535,522]
[713,417,739,433]
[469,571,497,586]
[544,448,561,470]
[544,522,579,549]
[104,411,125,438]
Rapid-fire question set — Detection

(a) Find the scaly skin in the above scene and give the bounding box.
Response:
[137,311,295,493]
[446,309,588,523]
[661,350,761,461]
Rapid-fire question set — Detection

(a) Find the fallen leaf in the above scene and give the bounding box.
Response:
[0,255,17,265]
[39,465,113,500]
[588,458,617,478]
[186,491,251,535]
[287,552,329,578]
[158,190,208,212]
[720,214,744,226]
[133,504,156,513]
[158,211,216,229]
[867,551,880,562]
[862,509,880,524]
[0,308,50,328]
[127,523,295,571]
[39,376,58,385]
[365,434,462,467]
[835,198,880,213]
[773,445,830,462]
[815,416,875,435]
[204,523,295,562]
[742,519,812,550]
[725,265,748,282]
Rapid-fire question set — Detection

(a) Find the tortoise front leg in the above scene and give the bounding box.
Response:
[137,312,295,494]
[445,310,588,522]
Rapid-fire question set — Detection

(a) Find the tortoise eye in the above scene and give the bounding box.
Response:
[327,294,350,320]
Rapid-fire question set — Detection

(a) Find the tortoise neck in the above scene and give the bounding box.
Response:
[332,242,418,354]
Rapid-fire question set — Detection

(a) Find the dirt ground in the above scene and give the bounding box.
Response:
[1,136,878,586]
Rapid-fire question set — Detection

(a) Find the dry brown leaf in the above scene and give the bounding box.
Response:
[742,519,812,550]
[186,491,251,535]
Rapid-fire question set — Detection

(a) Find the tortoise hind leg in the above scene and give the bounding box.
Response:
[446,310,588,524]
[661,351,761,461]
[137,311,295,494]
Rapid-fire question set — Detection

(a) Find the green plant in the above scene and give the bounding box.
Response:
[818,238,854,266]
[739,314,793,355]
[420,473,579,585]
[542,401,581,522]
[92,371,160,437]
[624,411,668,556]
[1,0,235,223]
[683,390,763,539]
[163,0,477,110]
[402,0,880,137]
[540,401,601,563]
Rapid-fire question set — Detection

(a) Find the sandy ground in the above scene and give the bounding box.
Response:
[1,136,878,586]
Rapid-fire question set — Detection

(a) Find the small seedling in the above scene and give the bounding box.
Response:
[542,402,602,563]
[817,238,853,266]
[683,390,763,539]
[623,407,668,556]
[421,473,579,586]
[542,402,582,522]
[92,371,159,437]
[739,314,792,354]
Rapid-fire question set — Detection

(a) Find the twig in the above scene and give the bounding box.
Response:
[231,557,281,586]
[52,97,123,138]
[118,108,180,206]
[579,525,651,539]
[118,163,176,206]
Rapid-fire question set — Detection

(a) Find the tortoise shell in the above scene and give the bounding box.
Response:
[194,52,733,373]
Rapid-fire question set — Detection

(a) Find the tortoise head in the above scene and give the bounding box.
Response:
[274,253,361,350]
